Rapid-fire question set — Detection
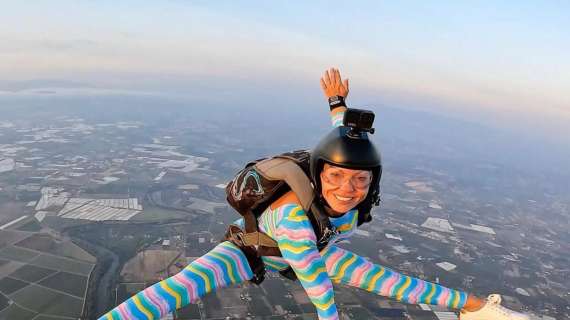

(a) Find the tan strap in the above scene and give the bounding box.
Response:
[255,158,314,211]
[241,231,279,247]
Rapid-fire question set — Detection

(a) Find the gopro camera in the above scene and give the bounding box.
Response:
[343,108,375,135]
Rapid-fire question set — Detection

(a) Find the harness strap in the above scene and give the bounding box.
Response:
[225,155,339,284]
[241,209,281,254]
[224,224,266,284]
[255,157,314,212]
[240,231,279,247]
[243,210,259,235]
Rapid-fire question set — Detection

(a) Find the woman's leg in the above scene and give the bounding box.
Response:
[320,245,468,310]
[99,241,253,320]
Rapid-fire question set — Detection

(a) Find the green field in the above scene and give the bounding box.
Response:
[15,234,96,263]
[0,202,27,227]
[9,265,58,283]
[38,271,87,297]
[29,254,94,276]
[15,220,42,232]
[0,293,8,312]
[131,205,189,221]
[9,284,83,318]
[0,303,37,320]
[0,277,29,295]
[0,246,40,263]
[32,316,69,320]
[14,234,55,252]
[0,230,31,250]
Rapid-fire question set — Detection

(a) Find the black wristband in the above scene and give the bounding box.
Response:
[328,95,346,111]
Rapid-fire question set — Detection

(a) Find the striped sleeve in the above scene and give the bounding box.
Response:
[330,107,346,128]
[274,204,339,320]
[98,241,253,320]
[321,245,468,310]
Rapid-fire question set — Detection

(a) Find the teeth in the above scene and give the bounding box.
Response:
[334,194,353,202]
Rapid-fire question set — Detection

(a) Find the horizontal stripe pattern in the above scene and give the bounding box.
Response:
[331,108,345,127]
[98,241,252,320]
[275,204,339,320]
[321,245,468,310]
[329,209,357,234]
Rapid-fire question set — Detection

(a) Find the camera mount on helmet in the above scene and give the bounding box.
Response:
[343,108,376,137]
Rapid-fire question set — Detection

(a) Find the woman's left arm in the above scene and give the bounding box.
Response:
[320,245,469,310]
[275,204,339,320]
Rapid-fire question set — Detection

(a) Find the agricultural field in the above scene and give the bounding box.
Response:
[33,316,72,320]
[29,253,94,276]
[13,233,58,253]
[9,284,83,318]
[121,249,182,282]
[15,220,42,232]
[0,229,96,319]
[14,233,96,263]
[0,202,28,226]
[131,205,190,221]
[0,277,27,295]
[38,271,87,297]
[0,260,24,279]
[0,230,29,249]
[9,265,57,283]
[0,245,40,263]
[0,303,37,320]
[0,293,8,312]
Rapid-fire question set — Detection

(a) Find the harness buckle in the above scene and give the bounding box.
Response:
[317,225,338,250]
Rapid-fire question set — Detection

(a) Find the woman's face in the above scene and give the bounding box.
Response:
[320,163,371,216]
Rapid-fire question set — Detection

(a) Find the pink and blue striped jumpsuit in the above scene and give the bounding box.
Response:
[100,108,468,320]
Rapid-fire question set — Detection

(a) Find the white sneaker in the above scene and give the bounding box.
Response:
[460,294,530,320]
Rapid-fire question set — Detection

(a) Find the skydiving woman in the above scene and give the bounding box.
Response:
[99,68,530,320]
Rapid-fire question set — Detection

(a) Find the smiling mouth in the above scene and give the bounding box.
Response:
[334,194,354,202]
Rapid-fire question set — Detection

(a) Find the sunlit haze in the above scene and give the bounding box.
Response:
[1,1,569,139]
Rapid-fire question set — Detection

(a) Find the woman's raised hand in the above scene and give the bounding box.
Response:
[320,67,349,99]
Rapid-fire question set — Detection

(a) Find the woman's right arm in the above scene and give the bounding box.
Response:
[320,67,349,128]
[330,107,346,128]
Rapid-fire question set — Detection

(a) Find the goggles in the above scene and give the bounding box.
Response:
[321,169,372,189]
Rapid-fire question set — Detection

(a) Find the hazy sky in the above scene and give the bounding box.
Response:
[1,1,568,135]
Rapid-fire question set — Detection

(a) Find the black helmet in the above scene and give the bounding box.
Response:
[310,108,382,224]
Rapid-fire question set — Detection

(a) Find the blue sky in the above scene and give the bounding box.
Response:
[1,1,568,136]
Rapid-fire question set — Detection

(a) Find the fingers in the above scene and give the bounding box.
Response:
[323,67,343,84]
[320,78,327,91]
[324,69,332,86]
[330,68,338,86]
[322,67,348,97]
